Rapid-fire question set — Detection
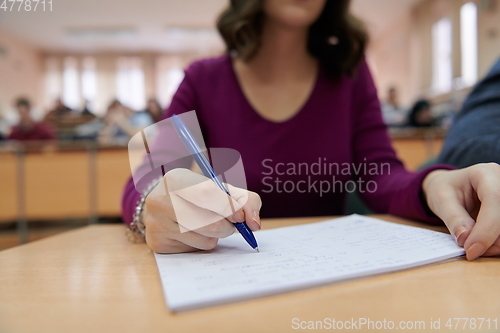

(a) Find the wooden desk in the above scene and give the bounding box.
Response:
[0,153,18,221]
[0,129,446,223]
[0,145,131,222]
[1,215,498,333]
[390,128,445,171]
[392,138,443,171]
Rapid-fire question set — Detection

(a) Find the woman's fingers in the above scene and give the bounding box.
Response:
[169,229,220,251]
[482,236,500,257]
[239,191,263,231]
[430,189,476,247]
[169,190,261,237]
[464,196,500,260]
[148,236,200,254]
[218,184,262,230]
[439,204,474,246]
[170,194,236,237]
[166,168,261,229]
[143,210,200,254]
[423,165,500,261]
[144,198,227,252]
[463,164,500,260]
[170,188,242,234]
[167,169,244,218]
[144,168,263,254]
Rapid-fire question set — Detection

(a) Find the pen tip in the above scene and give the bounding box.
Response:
[255,247,259,253]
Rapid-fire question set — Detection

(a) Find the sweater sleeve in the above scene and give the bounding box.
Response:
[121,63,201,224]
[351,61,455,223]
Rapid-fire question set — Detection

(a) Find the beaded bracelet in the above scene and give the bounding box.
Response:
[126,177,162,243]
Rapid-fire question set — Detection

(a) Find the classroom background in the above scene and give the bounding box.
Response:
[1,0,500,249]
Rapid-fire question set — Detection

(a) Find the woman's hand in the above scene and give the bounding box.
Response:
[143,168,262,254]
[422,163,500,261]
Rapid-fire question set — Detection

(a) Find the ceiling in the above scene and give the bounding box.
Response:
[0,0,422,54]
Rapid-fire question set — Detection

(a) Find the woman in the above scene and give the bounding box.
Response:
[123,0,500,261]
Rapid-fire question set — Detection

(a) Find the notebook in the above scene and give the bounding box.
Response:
[154,214,464,312]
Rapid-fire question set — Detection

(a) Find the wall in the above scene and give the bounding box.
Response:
[367,0,500,108]
[477,0,500,75]
[0,29,44,119]
[366,11,416,107]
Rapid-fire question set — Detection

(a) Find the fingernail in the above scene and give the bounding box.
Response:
[454,226,467,243]
[253,211,261,228]
[233,210,245,222]
[466,243,486,261]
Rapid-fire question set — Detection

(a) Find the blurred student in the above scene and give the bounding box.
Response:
[44,98,72,124]
[8,98,55,141]
[98,100,133,143]
[123,0,500,261]
[381,87,407,126]
[407,100,434,127]
[438,58,500,168]
[143,98,164,123]
[0,114,8,140]
[45,99,97,138]
[98,100,154,144]
[81,99,97,118]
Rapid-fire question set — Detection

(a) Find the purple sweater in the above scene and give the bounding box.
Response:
[122,55,451,224]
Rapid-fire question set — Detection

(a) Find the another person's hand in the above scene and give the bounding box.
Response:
[422,163,500,261]
[143,168,262,254]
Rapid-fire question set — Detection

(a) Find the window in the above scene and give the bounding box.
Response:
[156,56,185,108]
[81,56,97,111]
[164,68,184,106]
[44,57,61,109]
[116,57,146,111]
[460,2,478,86]
[432,18,453,94]
[62,56,80,110]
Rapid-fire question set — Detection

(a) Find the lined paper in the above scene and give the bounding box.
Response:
[154,215,464,311]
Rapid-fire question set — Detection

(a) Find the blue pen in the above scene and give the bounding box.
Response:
[171,114,259,252]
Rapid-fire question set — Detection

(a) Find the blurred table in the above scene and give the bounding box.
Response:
[0,141,131,224]
[0,127,448,226]
[389,127,445,170]
[0,215,498,333]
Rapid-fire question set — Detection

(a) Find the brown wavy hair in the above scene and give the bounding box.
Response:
[217,0,368,78]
